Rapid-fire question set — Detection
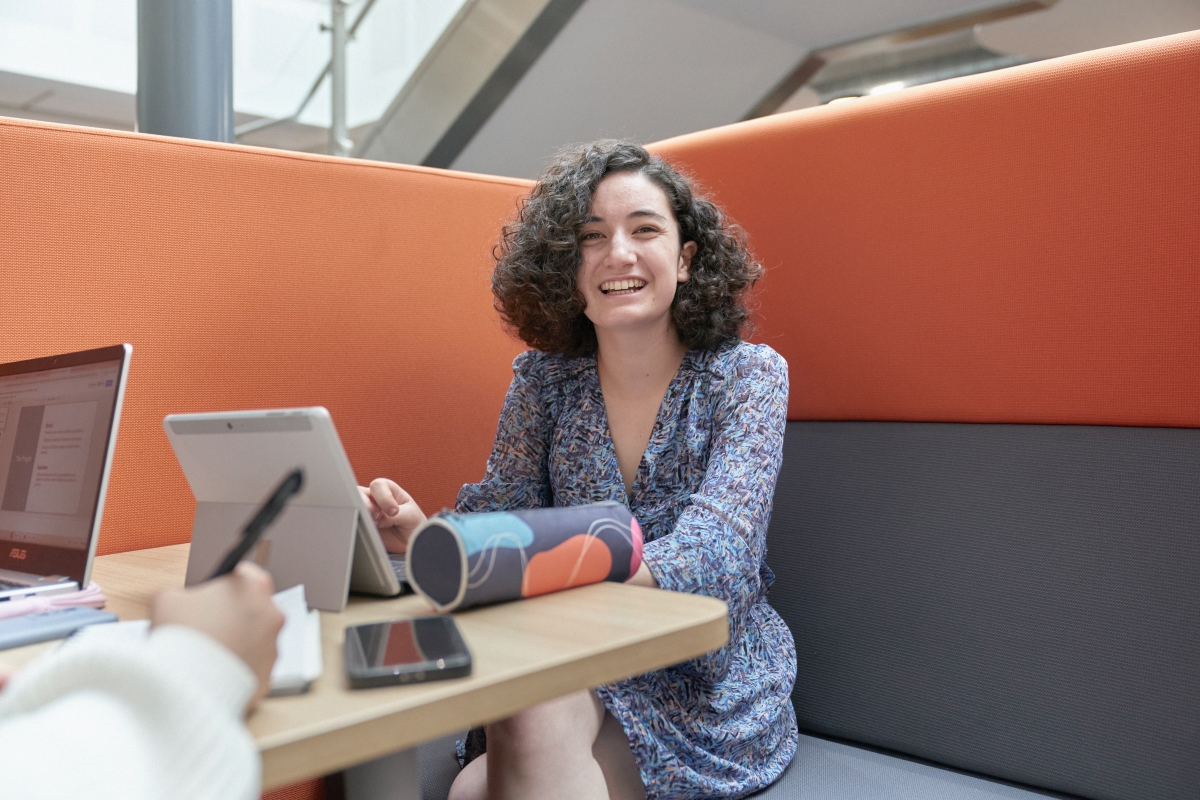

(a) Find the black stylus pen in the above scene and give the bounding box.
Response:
[206,468,305,580]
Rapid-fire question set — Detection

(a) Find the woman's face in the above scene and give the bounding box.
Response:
[577,171,696,342]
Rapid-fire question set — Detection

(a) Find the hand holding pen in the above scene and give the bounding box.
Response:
[207,468,305,581]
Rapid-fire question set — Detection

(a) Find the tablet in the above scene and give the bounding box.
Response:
[164,407,403,611]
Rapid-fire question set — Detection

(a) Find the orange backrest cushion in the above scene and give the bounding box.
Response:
[651,30,1200,428]
[0,119,532,555]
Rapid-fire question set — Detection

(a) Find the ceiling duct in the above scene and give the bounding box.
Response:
[745,0,1058,117]
[808,29,1036,105]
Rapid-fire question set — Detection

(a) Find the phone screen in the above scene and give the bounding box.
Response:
[354,616,464,668]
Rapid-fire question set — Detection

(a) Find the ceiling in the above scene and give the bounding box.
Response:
[445,0,1200,177]
[0,0,1196,172]
[448,0,1009,176]
[977,0,1200,56]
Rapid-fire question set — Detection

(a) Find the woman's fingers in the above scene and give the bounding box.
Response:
[359,478,427,553]
[358,486,382,518]
[369,478,404,520]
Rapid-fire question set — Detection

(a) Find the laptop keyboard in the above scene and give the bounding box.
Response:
[389,556,406,582]
[0,578,29,591]
[388,555,411,592]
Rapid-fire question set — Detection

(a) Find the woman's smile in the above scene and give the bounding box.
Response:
[599,278,648,295]
[576,171,696,338]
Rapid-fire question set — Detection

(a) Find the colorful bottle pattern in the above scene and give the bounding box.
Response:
[405,502,643,612]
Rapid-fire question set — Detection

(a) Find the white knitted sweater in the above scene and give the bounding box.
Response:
[0,625,259,800]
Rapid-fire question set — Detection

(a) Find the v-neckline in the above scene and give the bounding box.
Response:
[590,353,691,505]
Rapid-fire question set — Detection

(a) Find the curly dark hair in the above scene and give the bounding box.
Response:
[492,140,762,357]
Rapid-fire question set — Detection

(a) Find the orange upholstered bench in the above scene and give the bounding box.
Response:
[0,117,533,556]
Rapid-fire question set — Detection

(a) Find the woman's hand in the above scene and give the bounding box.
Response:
[358,478,426,553]
[150,562,284,713]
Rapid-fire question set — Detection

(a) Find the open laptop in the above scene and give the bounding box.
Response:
[0,345,131,601]
[163,407,407,612]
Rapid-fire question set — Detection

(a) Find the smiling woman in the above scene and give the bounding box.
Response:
[361,140,797,800]
[490,140,762,358]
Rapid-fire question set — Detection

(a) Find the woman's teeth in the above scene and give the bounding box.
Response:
[600,279,646,295]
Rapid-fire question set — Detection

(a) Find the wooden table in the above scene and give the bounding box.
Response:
[0,544,729,792]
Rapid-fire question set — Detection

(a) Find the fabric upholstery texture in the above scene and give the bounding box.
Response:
[419,730,465,800]
[768,420,1200,800]
[750,734,1055,799]
[0,118,530,556]
[651,30,1200,427]
[416,732,1058,800]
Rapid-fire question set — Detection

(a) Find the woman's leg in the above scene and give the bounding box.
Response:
[447,690,645,800]
[448,754,488,800]
[592,702,647,800]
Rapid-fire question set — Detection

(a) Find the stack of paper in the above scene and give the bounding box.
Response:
[269,584,323,696]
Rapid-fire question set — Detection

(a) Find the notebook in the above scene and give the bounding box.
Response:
[267,583,323,695]
[0,345,131,602]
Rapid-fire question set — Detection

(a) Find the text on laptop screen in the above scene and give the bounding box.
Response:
[0,360,122,554]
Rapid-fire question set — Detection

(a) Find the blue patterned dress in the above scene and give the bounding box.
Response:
[456,339,798,799]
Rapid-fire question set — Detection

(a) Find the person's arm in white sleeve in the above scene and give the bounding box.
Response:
[0,563,283,800]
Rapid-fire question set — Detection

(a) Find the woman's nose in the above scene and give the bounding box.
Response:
[609,232,636,264]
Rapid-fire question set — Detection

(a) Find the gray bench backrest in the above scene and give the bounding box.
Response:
[766,420,1200,800]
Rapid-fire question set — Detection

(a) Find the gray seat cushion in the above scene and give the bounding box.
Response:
[767,421,1200,799]
[419,729,1052,800]
[751,735,1055,799]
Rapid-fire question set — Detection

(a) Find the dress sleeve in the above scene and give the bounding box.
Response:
[456,350,556,513]
[640,344,788,680]
[0,625,259,800]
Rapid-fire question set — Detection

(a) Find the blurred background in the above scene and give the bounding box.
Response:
[1,0,1197,178]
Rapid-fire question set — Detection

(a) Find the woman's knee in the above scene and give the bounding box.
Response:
[447,754,488,800]
[487,690,605,758]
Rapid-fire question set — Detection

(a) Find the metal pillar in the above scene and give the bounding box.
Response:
[329,0,352,157]
[137,0,233,142]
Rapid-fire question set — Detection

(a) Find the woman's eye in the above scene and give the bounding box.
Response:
[580,231,602,241]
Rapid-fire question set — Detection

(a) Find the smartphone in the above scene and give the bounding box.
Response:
[344,615,472,689]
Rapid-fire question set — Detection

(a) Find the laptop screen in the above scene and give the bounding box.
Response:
[0,346,128,584]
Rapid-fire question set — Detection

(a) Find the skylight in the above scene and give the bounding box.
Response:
[0,0,468,131]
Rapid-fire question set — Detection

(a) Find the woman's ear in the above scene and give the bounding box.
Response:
[678,241,697,283]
